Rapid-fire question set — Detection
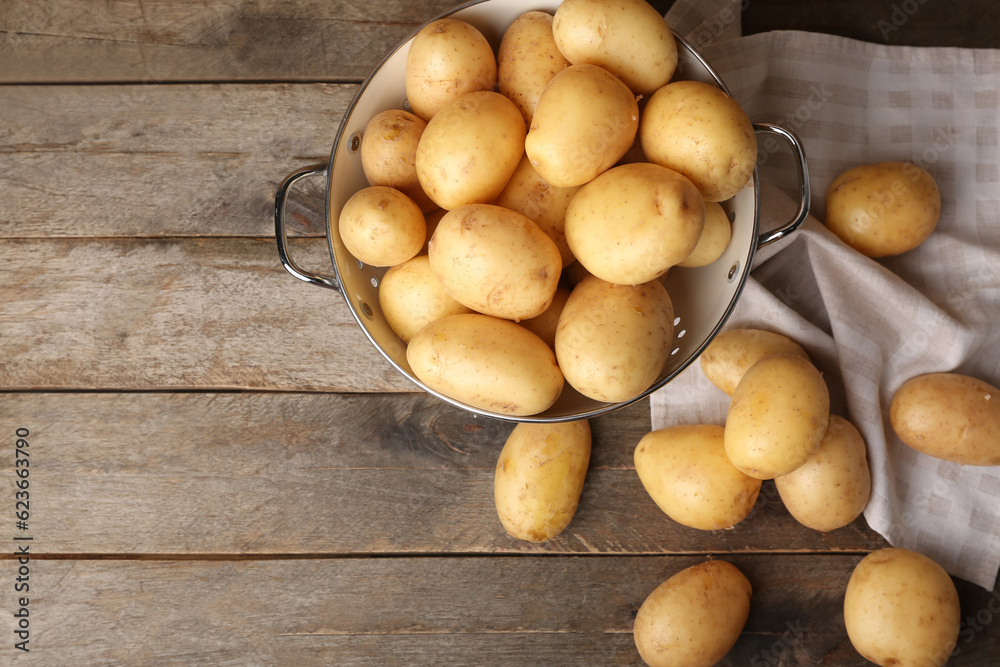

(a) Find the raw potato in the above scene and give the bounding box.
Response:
[564,162,705,285]
[634,560,751,667]
[677,200,732,268]
[640,80,757,202]
[497,11,570,125]
[634,425,762,531]
[555,275,674,403]
[378,255,472,344]
[492,153,580,267]
[338,185,425,267]
[889,372,1000,466]
[493,420,591,542]
[428,204,562,321]
[406,313,564,417]
[360,109,436,212]
[724,353,830,479]
[774,415,872,532]
[416,91,526,211]
[405,19,497,122]
[552,0,677,96]
[825,161,941,258]
[699,328,810,396]
[844,548,960,667]
[525,64,639,188]
[519,287,571,350]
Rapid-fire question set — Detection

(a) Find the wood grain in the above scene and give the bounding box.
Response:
[0,237,412,392]
[0,392,885,556]
[0,83,342,238]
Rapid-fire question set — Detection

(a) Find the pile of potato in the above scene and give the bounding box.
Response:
[345,0,756,417]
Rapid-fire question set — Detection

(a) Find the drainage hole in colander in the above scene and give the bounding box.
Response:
[370,277,378,288]
[677,329,686,339]
[673,316,681,326]
[357,259,364,270]
[728,260,740,283]
[348,132,362,153]
[360,302,374,319]
[728,209,736,223]
[670,346,681,356]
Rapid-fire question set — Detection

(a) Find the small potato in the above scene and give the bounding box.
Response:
[890,372,1000,466]
[774,415,872,532]
[634,560,751,667]
[497,11,571,126]
[492,153,580,267]
[552,0,677,96]
[640,80,757,202]
[405,19,497,121]
[428,204,562,321]
[564,162,705,285]
[555,275,674,403]
[416,91,526,211]
[494,420,591,542]
[724,353,830,479]
[525,64,639,188]
[406,313,564,417]
[360,109,436,212]
[634,425,762,531]
[844,548,960,667]
[519,287,571,350]
[378,255,472,344]
[699,328,810,397]
[677,201,732,268]
[338,185,425,267]
[825,161,941,258]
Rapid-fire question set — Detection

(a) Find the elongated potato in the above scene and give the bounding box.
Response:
[634,560,752,667]
[677,200,732,268]
[890,372,1000,466]
[360,109,436,212]
[378,255,472,343]
[406,313,564,417]
[724,353,830,479]
[844,548,960,667]
[700,328,810,396]
[774,415,872,532]
[634,425,762,531]
[494,420,591,542]
[497,11,570,125]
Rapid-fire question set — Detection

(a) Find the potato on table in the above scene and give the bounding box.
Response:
[699,328,810,396]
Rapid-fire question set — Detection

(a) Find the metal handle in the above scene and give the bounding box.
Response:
[753,122,811,248]
[274,163,341,291]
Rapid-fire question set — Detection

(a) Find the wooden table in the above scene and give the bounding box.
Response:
[2,1,998,664]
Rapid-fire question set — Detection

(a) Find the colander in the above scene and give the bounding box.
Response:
[274,0,810,423]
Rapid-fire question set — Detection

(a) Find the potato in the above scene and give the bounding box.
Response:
[416,91,526,211]
[825,161,941,258]
[519,287,571,350]
[405,19,497,122]
[497,11,570,125]
[640,80,757,202]
[552,0,677,96]
[494,420,591,542]
[360,109,436,212]
[564,162,705,285]
[406,313,564,416]
[428,204,562,321]
[677,200,732,268]
[724,353,830,479]
[699,328,810,397]
[338,185,425,267]
[378,255,472,344]
[525,64,639,188]
[844,548,960,667]
[492,153,580,267]
[634,560,751,667]
[890,372,1000,466]
[774,415,872,532]
[634,425,762,531]
[555,275,674,403]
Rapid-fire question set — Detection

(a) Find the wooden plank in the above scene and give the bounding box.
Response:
[0,83,345,238]
[0,0,461,83]
[2,555,998,665]
[0,392,885,555]
[0,238,412,392]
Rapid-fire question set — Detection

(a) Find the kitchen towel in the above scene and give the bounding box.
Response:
[651,0,1000,590]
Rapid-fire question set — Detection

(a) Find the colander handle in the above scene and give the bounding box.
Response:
[753,122,811,248]
[274,163,341,291]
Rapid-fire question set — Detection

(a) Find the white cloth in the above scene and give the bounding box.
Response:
[650,0,1000,590]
